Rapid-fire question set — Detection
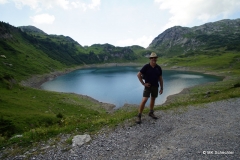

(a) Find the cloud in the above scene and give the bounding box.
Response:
[88,0,100,10]
[116,36,153,48]
[69,0,101,11]
[31,13,55,24]
[57,0,70,10]
[8,0,101,11]
[71,1,87,11]
[13,0,40,9]
[0,0,8,4]
[154,0,240,29]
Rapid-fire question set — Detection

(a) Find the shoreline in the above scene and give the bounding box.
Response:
[20,63,225,109]
[20,63,142,89]
[20,63,142,111]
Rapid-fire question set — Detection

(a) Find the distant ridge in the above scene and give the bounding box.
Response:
[148,18,240,56]
[19,25,47,35]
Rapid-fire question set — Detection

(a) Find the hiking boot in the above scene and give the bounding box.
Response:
[136,115,142,124]
[149,111,158,119]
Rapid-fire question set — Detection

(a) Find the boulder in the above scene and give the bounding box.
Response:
[0,55,6,58]
[11,135,23,139]
[72,134,91,147]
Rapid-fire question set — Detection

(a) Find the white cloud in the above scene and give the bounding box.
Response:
[31,13,55,24]
[10,0,101,11]
[71,1,86,10]
[56,0,70,10]
[68,0,101,11]
[116,36,153,48]
[13,0,40,9]
[88,0,100,10]
[0,0,8,4]
[155,0,240,29]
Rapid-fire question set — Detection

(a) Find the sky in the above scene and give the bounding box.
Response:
[1,0,240,48]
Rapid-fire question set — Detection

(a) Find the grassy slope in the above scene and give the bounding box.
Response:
[0,85,137,149]
[166,52,240,73]
[0,24,145,149]
[0,33,67,81]
[155,51,240,110]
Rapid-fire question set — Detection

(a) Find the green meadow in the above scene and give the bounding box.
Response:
[0,49,240,156]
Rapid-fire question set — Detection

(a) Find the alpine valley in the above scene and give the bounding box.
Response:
[1,18,240,81]
[0,18,240,154]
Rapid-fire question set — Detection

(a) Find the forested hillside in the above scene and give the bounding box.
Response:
[0,22,147,83]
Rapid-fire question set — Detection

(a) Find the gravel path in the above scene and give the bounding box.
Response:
[17,98,238,160]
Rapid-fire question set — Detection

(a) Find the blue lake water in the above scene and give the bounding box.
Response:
[41,66,222,108]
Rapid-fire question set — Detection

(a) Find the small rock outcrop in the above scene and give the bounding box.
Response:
[72,134,91,147]
[1,55,6,58]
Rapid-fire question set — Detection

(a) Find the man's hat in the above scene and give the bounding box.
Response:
[149,52,158,58]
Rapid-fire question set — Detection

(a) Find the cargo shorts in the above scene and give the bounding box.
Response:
[143,86,158,98]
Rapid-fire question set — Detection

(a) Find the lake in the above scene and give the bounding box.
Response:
[41,66,222,108]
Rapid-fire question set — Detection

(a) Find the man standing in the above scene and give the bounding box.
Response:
[136,52,163,124]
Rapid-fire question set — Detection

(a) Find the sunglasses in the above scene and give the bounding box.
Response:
[150,57,158,59]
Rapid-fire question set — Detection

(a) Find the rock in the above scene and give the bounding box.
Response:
[3,62,12,67]
[41,146,50,150]
[214,90,220,94]
[72,134,91,147]
[0,55,6,58]
[206,91,211,95]
[233,83,240,88]
[10,135,23,139]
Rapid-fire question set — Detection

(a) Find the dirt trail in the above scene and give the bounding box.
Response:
[23,98,240,160]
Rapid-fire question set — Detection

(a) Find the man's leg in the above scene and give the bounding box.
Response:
[149,96,156,111]
[136,87,151,124]
[149,96,158,119]
[136,97,148,124]
[139,97,148,114]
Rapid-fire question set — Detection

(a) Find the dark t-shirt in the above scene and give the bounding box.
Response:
[140,63,162,87]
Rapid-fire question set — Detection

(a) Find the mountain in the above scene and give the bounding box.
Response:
[19,25,47,35]
[0,22,67,82]
[0,22,146,82]
[17,25,141,64]
[148,19,240,56]
[1,18,240,82]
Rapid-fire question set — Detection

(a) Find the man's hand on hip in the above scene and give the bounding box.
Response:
[144,83,151,87]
